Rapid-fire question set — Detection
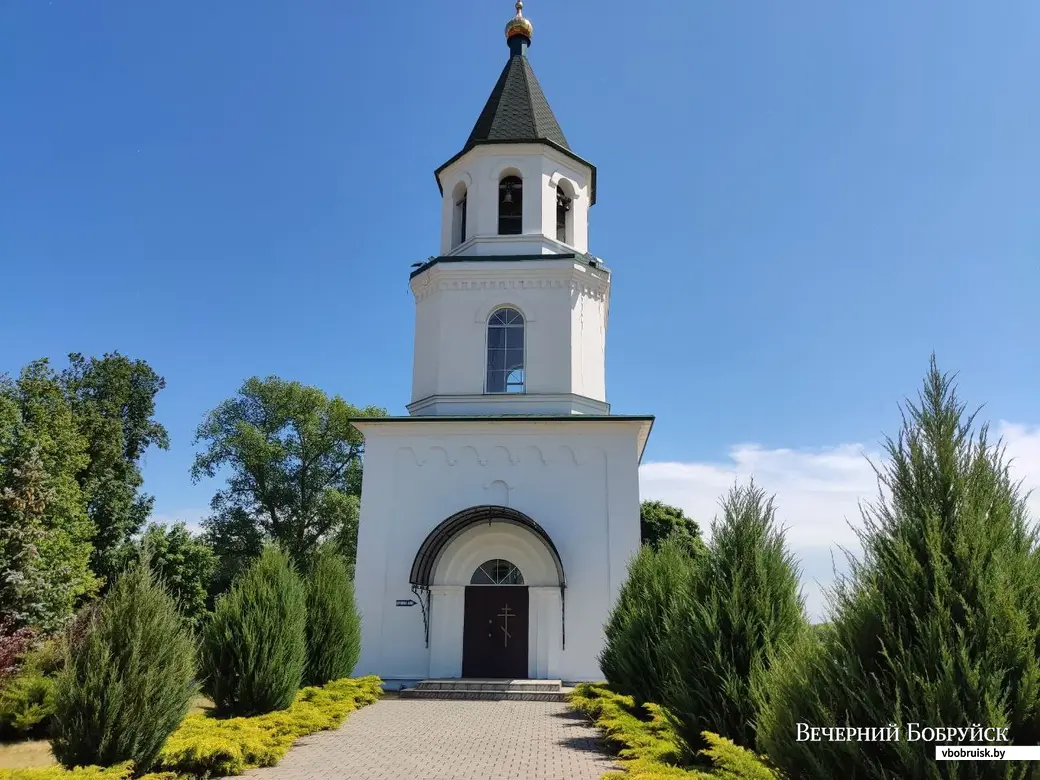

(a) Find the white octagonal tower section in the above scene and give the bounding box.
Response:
[408,255,610,416]
[437,144,592,257]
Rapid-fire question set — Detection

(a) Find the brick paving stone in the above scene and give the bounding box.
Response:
[228,698,618,780]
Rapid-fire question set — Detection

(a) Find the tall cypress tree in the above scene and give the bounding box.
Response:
[661,481,806,753]
[759,358,1040,779]
[599,537,697,708]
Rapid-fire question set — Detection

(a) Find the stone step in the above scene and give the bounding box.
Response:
[399,687,571,702]
[415,678,563,693]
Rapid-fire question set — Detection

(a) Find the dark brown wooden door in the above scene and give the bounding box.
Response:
[462,586,529,678]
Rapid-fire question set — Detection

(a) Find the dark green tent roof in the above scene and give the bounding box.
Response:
[464,48,569,151]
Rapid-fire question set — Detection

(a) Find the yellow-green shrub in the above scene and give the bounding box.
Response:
[570,684,783,780]
[0,671,55,738]
[0,761,173,780]
[156,676,381,777]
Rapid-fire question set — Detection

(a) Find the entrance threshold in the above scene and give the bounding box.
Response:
[400,679,570,701]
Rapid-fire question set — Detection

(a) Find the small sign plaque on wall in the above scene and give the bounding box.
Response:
[396,599,417,607]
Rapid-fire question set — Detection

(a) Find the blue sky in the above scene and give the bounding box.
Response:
[2,1,1039,618]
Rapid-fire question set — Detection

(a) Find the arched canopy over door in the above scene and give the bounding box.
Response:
[410,505,566,589]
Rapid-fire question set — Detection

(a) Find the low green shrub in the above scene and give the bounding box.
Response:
[200,546,307,716]
[0,671,55,739]
[0,761,174,780]
[18,639,64,679]
[570,683,782,780]
[50,559,198,771]
[304,549,361,687]
[156,676,382,777]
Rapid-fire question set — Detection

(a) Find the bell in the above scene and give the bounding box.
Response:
[502,190,513,204]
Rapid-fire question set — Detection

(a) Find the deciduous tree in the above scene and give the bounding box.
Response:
[61,353,169,588]
[120,522,217,629]
[640,499,706,557]
[0,362,97,632]
[192,376,384,584]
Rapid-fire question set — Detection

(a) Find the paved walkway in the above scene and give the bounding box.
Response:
[233,697,617,780]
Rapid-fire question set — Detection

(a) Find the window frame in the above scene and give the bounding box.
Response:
[470,559,525,586]
[484,306,526,395]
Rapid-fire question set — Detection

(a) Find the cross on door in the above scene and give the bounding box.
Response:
[497,604,514,647]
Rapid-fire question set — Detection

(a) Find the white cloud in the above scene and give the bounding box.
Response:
[638,422,1040,622]
[147,509,209,534]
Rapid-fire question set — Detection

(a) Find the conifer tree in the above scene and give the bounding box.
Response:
[304,546,361,686]
[600,537,696,707]
[50,558,197,770]
[200,545,307,715]
[662,481,806,753]
[758,359,1040,779]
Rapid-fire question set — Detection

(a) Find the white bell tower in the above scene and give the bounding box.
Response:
[408,1,610,417]
[351,2,652,688]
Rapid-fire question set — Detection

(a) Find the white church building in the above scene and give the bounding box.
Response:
[352,2,653,687]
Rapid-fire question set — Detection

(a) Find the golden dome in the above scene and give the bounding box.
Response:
[505,1,533,42]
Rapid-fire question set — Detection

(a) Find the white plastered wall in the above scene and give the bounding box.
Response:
[352,419,644,684]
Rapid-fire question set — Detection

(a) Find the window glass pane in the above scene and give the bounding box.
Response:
[487,349,505,372]
[487,309,524,394]
[487,369,505,393]
[505,346,523,370]
[471,559,524,585]
[506,368,524,393]
[489,560,510,581]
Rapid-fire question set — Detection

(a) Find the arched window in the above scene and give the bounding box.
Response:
[451,184,468,248]
[556,186,572,243]
[498,175,523,235]
[486,307,524,394]
[471,559,525,585]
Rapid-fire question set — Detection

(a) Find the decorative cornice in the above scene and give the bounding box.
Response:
[410,256,609,303]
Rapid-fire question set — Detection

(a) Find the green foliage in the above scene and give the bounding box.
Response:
[304,548,361,687]
[0,634,67,738]
[640,501,706,557]
[0,672,55,739]
[50,559,198,771]
[120,523,216,630]
[662,482,806,753]
[0,762,175,780]
[61,353,169,590]
[600,538,697,708]
[0,361,97,633]
[758,358,1040,779]
[156,676,381,777]
[200,546,307,716]
[192,376,384,590]
[199,507,263,602]
[569,684,782,779]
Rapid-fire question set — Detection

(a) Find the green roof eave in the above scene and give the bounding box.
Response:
[433,139,598,206]
[409,251,606,280]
